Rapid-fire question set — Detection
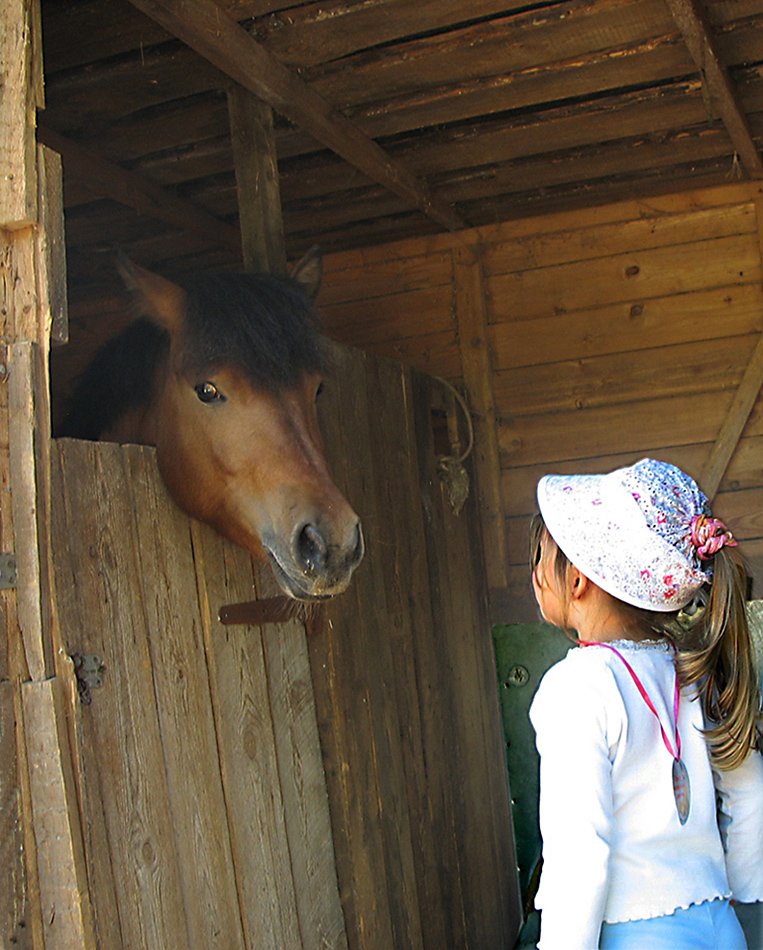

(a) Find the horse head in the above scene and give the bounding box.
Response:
[110,251,364,601]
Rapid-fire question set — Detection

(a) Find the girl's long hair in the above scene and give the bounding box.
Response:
[530,514,761,770]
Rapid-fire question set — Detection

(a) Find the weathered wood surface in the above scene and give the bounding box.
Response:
[36,0,763,271]
[316,180,763,621]
[312,345,519,949]
[49,342,519,950]
[227,88,284,273]
[0,0,38,229]
[52,438,342,950]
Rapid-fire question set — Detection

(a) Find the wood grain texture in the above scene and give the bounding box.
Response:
[0,682,32,950]
[227,88,284,273]
[49,336,519,948]
[0,0,37,229]
[125,446,247,950]
[21,677,95,948]
[52,439,190,950]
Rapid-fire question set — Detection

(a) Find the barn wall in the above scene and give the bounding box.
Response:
[319,180,763,623]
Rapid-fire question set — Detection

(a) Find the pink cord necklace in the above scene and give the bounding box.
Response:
[585,641,691,825]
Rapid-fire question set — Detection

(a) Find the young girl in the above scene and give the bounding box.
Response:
[529,458,763,950]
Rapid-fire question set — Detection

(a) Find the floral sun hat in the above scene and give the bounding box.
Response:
[536,458,737,611]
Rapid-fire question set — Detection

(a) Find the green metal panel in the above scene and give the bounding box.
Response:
[492,622,571,945]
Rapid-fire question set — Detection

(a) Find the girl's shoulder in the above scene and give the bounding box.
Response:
[533,640,672,710]
[545,638,670,672]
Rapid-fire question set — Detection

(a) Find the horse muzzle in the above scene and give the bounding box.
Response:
[264,518,365,601]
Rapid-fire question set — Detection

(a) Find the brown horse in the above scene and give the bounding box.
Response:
[60,250,364,601]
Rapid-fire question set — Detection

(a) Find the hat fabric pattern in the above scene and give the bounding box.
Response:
[537,458,712,611]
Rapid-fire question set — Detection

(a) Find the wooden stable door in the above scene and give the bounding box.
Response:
[51,343,521,950]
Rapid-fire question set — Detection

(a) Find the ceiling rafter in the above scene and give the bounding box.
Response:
[664,0,763,178]
[37,124,243,251]
[125,0,466,231]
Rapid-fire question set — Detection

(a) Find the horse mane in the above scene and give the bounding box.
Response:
[178,271,326,386]
[58,271,326,440]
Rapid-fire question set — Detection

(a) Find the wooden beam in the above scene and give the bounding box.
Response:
[665,0,763,178]
[37,124,243,254]
[0,0,38,228]
[227,87,286,273]
[126,0,465,231]
[453,244,510,622]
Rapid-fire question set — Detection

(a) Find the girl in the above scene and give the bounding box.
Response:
[529,458,763,950]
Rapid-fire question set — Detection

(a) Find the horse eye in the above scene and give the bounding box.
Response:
[195,381,225,404]
[315,381,324,400]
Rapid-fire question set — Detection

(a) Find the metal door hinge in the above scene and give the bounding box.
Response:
[71,653,106,705]
[0,554,17,589]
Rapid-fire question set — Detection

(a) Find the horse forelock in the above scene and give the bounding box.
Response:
[177,272,327,387]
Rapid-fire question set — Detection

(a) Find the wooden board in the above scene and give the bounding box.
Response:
[49,340,520,950]
[0,681,32,949]
[309,345,520,949]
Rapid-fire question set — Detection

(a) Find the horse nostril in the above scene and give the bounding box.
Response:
[351,522,364,565]
[296,523,328,576]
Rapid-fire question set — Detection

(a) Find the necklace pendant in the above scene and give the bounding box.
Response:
[672,758,691,825]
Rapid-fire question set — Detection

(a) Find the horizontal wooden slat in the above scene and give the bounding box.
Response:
[253,0,528,68]
[406,82,706,173]
[339,35,693,142]
[483,200,756,277]
[497,389,741,468]
[322,285,455,345]
[343,331,462,380]
[490,283,763,371]
[494,335,756,417]
[486,232,761,322]
[321,252,453,306]
[499,434,763,520]
[316,181,763,271]
[305,0,677,106]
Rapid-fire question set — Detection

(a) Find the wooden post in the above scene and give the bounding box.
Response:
[1,1,95,947]
[453,244,510,621]
[0,0,38,229]
[227,86,286,274]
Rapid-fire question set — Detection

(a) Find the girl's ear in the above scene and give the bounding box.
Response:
[569,568,592,601]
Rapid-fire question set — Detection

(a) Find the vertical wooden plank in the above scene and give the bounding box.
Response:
[256,567,350,950]
[227,86,284,274]
[52,439,190,950]
[0,681,32,949]
[125,446,246,950]
[20,677,94,948]
[0,0,37,230]
[7,342,51,680]
[190,519,305,950]
[35,145,68,345]
[453,245,510,620]
[412,370,520,949]
[312,344,402,950]
[361,354,463,950]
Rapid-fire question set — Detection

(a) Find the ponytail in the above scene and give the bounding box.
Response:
[677,547,761,771]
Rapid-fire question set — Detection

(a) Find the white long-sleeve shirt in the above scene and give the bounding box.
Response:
[529,639,763,950]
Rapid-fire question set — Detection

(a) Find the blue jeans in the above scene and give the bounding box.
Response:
[599,898,747,949]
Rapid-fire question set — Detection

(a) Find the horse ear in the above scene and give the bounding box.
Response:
[116,253,186,334]
[290,245,322,301]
